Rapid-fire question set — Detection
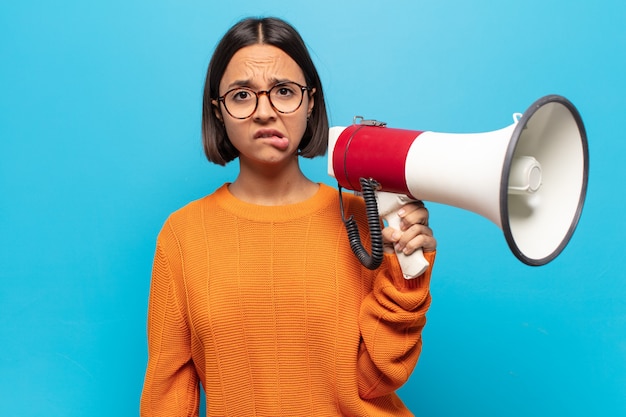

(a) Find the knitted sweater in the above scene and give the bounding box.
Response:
[140,183,435,417]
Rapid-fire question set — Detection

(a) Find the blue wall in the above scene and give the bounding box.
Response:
[1,0,624,415]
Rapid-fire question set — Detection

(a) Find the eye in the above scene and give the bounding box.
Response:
[273,84,297,98]
[229,89,254,102]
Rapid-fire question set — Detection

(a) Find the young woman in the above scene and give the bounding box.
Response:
[140,16,437,417]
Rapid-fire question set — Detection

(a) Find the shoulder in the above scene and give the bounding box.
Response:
[166,196,207,229]
[319,183,365,208]
[330,184,367,220]
[158,185,227,239]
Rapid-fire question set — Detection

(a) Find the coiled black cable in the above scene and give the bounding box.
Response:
[338,177,384,270]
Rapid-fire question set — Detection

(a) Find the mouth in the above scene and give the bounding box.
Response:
[254,129,290,151]
[254,129,285,139]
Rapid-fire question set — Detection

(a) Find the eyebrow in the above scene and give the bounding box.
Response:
[225,77,300,90]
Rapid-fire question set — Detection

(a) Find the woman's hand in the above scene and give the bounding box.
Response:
[382,201,437,255]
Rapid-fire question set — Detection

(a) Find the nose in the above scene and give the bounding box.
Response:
[253,91,277,120]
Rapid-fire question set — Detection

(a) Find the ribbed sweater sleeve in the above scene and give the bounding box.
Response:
[141,225,200,417]
[357,251,435,399]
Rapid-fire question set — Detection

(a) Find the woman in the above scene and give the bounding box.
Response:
[140,16,437,417]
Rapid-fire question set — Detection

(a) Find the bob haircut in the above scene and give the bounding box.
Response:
[202,17,329,166]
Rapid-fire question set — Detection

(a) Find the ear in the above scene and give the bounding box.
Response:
[211,99,224,123]
[306,87,316,118]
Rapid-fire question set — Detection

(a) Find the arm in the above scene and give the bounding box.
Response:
[140,229,200,417]
[357,201,436,398]
[357,251,435,399]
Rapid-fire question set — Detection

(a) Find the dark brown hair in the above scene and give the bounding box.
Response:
[201,17,329,165]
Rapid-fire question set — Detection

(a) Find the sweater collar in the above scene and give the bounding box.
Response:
[212,183,338,222]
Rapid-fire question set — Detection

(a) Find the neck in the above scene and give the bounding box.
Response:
[229,157,318,205]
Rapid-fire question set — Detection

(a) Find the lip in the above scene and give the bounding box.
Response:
[254,128,285,139]
[254,128,290,151]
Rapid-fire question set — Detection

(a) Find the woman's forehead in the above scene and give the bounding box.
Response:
[221,44,305,89]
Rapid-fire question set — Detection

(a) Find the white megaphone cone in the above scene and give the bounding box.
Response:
[329,95,589,278]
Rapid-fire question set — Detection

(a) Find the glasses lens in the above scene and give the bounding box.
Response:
[224,88,257,119]
[269,83,305,114]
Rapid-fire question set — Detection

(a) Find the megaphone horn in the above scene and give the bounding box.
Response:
[329,95,589,277]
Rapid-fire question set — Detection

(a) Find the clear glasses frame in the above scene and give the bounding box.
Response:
[216,81,312,120]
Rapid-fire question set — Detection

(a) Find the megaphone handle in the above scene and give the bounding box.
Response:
[377,192,431,279]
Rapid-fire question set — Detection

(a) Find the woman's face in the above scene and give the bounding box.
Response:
[214,44,315,167]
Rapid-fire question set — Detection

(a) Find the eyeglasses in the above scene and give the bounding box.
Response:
[216,81,312,120]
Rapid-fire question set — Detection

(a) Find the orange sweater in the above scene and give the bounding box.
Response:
[140,183,435,417]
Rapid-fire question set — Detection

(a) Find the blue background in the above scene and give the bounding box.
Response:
[1,0,624,415]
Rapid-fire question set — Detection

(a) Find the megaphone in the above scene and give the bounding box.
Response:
[328,95,588,278]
